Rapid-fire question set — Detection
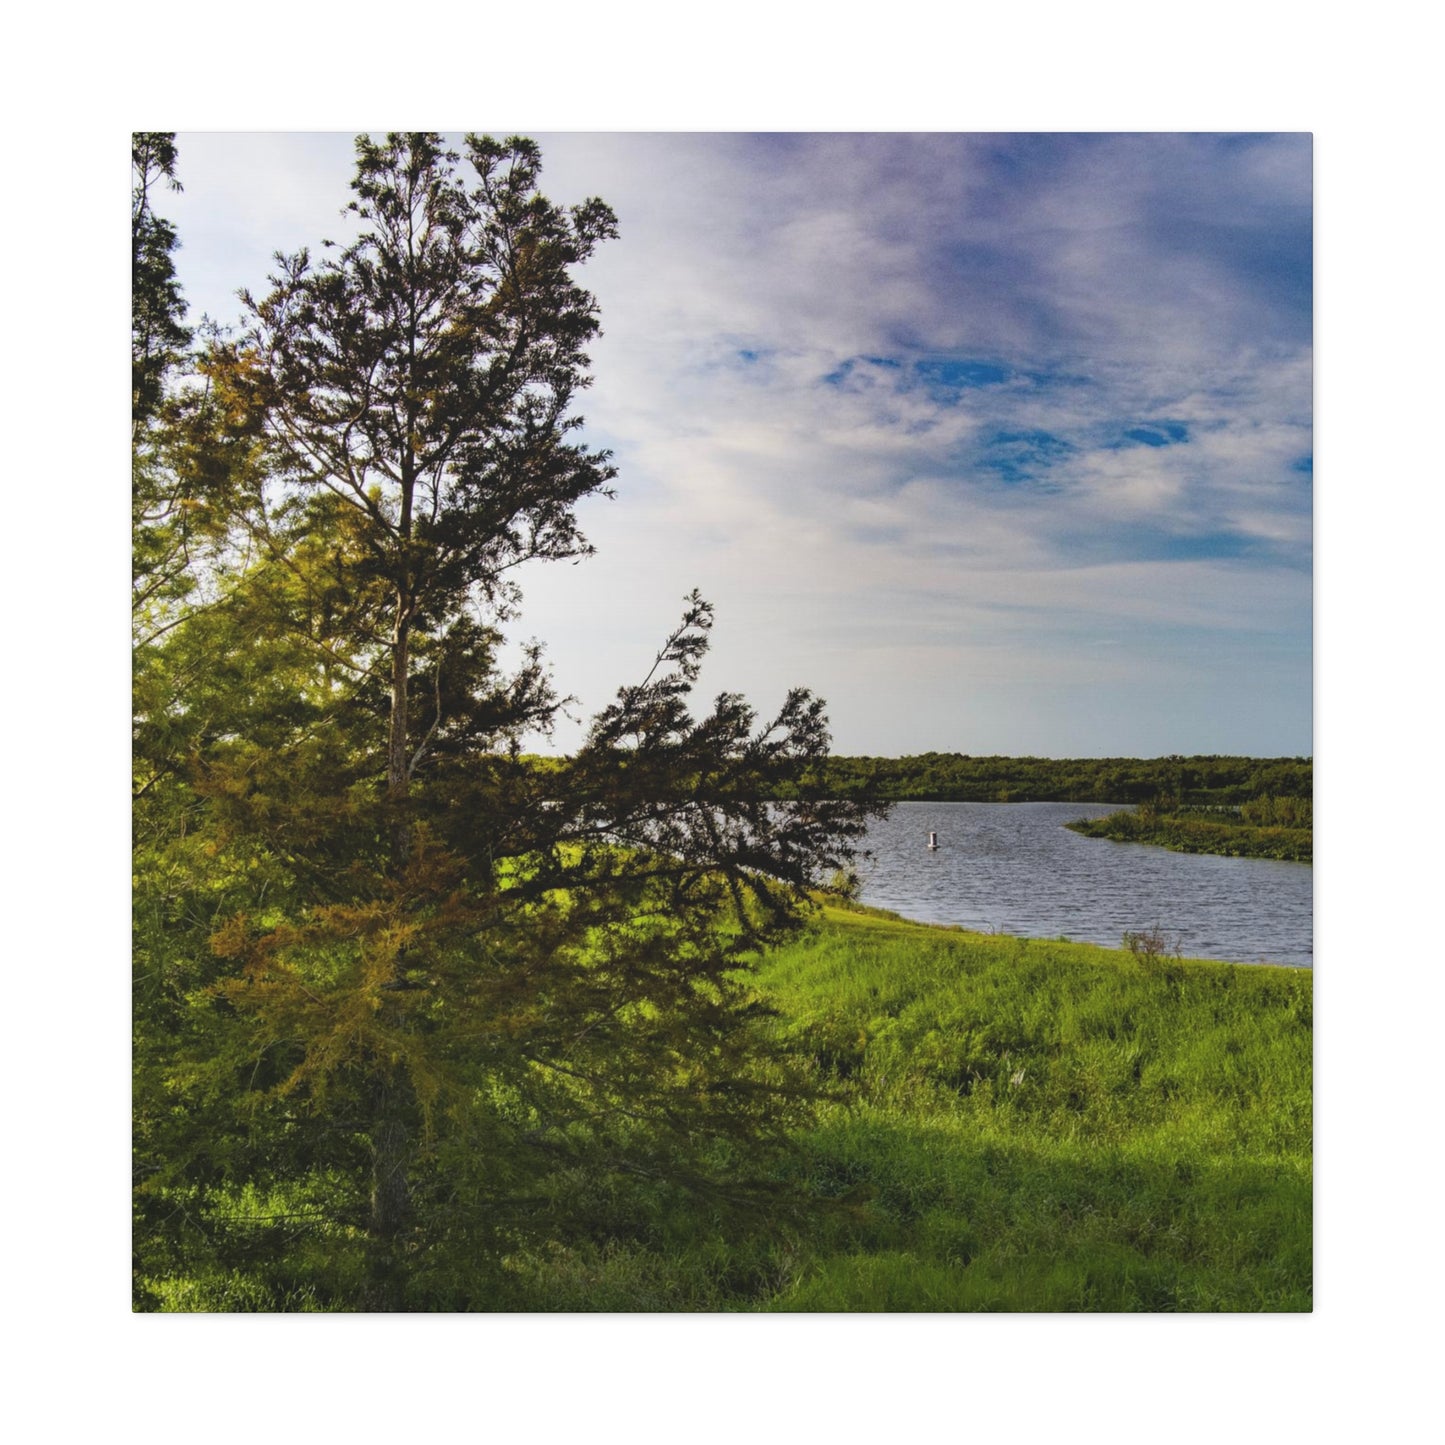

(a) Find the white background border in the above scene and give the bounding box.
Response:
[7,2,1436,1438]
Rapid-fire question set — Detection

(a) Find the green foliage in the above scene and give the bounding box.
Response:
[226,131,621,625]
[1067,801,1312,862]
[812,753,1313,805]
[1241,794,1313,827]
[132,133,191,429]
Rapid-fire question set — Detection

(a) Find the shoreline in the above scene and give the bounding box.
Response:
[1063,812,1312,864]
[825,897,1313,971]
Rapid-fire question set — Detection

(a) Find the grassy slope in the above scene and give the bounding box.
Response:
[518,904,1312,1312]
[154,904,1312,1311]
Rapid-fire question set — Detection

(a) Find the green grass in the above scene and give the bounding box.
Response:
[511,904,1312,1312]
[147,903,1312,1311]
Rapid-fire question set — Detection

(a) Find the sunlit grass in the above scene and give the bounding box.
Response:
[513,904,1311,1312]
[146,903,1311,1311]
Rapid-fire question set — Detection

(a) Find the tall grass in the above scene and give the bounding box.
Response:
[153,904,1311,1311]
[512,905,1312,1312]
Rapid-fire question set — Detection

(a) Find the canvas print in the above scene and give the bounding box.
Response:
[133,131,1312,1311]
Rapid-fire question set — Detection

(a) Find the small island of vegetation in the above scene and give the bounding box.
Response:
[1065,794,1312,863]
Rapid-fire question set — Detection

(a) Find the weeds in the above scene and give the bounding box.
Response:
[1122,925,1182,962]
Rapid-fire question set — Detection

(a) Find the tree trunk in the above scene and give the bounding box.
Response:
[388,599,412,805]
[364,588,417,1311]
[362,1074,413,1311]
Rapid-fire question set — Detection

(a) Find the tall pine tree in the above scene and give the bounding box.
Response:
[132,132,191,431]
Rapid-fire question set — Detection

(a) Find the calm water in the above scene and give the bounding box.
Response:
[855,802,1313,968]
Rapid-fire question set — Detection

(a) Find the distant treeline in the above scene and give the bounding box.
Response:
[790,754,1313,805]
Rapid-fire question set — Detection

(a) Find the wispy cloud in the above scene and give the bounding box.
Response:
[171,131,1312,756]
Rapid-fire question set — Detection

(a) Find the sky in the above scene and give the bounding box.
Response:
[166,131,1313,758]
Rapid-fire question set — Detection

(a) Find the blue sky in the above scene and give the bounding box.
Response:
[167,131,1312,757]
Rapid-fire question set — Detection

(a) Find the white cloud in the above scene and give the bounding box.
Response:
[166,131,1312,756]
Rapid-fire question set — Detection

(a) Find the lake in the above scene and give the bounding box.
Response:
[854,802,1313,968]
